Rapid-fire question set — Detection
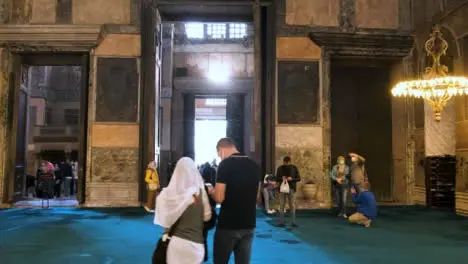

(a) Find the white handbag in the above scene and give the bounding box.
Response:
[280,180,290,194]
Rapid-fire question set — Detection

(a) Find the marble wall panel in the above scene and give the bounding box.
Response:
[85,182,139,207]
[94,34,141,57]
[277,61,320,124]
[30,0,56,24]
[72,0,130,25]
[95,57,139,123]
[90,147,139,182]
[10,0,32,24]
[275,126,325,202]
[425,100,456,156]
[276,37,321,60]
[285,0,339,27]
[0,0,11,23]
[355,0,399,29]
[91,124,139,147]
[456,191,468,216]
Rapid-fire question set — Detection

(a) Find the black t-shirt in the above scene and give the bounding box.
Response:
[216,153,262,230]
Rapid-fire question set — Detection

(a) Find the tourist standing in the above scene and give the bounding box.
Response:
[207,138,262,264]
[276,156,301,227]
[144,161,160,213]
[331,155,350,218]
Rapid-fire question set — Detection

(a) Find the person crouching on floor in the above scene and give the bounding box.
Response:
[144,161,160,213]
[349,182,376,227]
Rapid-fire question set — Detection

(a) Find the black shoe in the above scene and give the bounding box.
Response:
[291,223,298,228]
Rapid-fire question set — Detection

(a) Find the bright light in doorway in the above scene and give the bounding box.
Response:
[207,63,230,83]
[195,119,227,165]
[205,98,227,106]
[185,23,204,39]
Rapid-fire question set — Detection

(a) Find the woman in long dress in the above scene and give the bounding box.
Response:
[154,157,212,264]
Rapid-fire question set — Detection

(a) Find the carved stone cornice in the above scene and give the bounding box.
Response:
[309,31,414,58]
[0,25,102,52]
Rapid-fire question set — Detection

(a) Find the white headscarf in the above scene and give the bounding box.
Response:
[154,157,205,228]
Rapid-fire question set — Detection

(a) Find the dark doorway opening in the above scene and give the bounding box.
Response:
[10,54,89,207]
[330,61,393,201]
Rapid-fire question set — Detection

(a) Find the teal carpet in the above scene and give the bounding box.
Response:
[0,206,467,264]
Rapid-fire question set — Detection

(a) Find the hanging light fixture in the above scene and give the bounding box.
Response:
[391,25,468,121]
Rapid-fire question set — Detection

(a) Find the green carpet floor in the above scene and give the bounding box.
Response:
[0,206,467,264]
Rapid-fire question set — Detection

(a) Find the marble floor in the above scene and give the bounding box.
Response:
[0,207,467,264]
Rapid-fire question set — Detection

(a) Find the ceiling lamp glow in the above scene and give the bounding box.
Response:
[391,25,468,121]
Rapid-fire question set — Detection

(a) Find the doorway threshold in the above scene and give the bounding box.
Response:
[14,198,79,208]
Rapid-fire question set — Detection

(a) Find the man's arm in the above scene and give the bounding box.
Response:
[292,166,301,182]
[275,167,282,182]
[210,163,227,203]
[351,193,362,204]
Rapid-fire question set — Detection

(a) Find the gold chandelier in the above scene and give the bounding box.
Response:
[391,25,468,121]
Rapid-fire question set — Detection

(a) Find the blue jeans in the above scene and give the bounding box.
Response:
[213,229,254,264]
[334,184,348,215]
[279,190,296,224]
[262,188,275,211]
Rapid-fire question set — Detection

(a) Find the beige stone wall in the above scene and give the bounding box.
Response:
[85,34,141,207]
[284,0,403,29]
[0,0,142,206]
[5,0,132,24]
[0,48,13,203]
[355,0,399,29]
[72,0,130,25]
[285,0,339,27]
[30,0,56,23]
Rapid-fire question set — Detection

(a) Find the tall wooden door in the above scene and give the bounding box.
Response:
[226,94,245,153]
[13,75,28,201]
[331,65,393,201]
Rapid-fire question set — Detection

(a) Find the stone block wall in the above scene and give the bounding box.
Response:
[0,48,14,204]
[274,35,326,206]
[0,0,144,206]
[86,33,141,207]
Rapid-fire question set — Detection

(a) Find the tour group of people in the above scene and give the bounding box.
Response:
[27,159,78,200]
[145,137,377,264]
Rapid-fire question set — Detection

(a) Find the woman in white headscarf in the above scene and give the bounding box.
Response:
[154,157,212,264]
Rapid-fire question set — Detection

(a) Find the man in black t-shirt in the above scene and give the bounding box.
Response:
[207,137,261,264]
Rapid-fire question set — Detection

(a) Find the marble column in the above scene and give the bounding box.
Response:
[424,99,456,208]
[424,100,456,157]
[159,23,174,187]
[0,48,14,204]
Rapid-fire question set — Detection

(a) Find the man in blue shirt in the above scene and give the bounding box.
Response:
[349,182,377,227]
